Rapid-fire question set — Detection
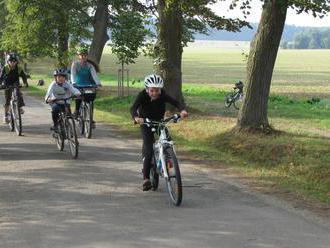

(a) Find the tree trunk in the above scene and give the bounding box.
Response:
[155,0,184,107]
[236,0,288,132]
[89,0,109,65]
[57,18,70,68]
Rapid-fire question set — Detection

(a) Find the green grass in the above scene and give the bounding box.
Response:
[25,46,330,205]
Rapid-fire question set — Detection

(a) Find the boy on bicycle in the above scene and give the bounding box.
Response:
[130,74,188,191]
[45,68,80,131]
[0,53,29,124]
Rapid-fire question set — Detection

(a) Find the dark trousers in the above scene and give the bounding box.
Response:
[4,88,25,110]
[75,99,82,113]
[51,104,66,126]
[140,125,155,180]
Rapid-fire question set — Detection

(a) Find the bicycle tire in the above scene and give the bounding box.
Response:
[224,92,233,108]
[78,105,85,135]
[55,120,65,151]
[164,146,182,206]
[84,102,93,139]
[150,156,159,191]
[13,101,22,136]
[9,111,14,132]
[233,94,243,110]
[66,117,79,159]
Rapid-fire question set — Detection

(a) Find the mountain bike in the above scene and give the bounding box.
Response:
[224,81,244,110]
[143,114,183,206]
[76,86,97,139]
[0,84,24,136]
[50,97,79,159]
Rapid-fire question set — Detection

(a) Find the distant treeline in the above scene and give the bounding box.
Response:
[281,28,330,49]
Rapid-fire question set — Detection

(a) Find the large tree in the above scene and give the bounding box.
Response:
[236,0,330,132]
[1,0,91,67]
[148,0,249,105]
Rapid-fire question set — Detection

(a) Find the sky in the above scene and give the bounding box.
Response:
[211,1,330,27]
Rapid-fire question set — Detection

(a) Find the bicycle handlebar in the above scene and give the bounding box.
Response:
[143,114,181,127]
[0,84,23,90]
[46,96,77,104]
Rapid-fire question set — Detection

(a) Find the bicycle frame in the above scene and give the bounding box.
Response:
[145,115,180,180]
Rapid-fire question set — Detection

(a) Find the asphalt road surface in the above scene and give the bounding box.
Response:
[0,94,329,248]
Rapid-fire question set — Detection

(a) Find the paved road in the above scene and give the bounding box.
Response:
[0,94,329,248]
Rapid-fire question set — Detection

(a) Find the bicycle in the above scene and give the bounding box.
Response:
[0,84,24,136]
[224,81,244,110]
[143,114,183,206]
[76,86,97,139]
[49,97,79,159]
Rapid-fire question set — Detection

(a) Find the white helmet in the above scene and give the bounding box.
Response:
[144,74,164,88]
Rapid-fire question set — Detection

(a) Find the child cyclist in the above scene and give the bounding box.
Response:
[130,74,188,191]
[0,53,29,124]
[45,68,81,130]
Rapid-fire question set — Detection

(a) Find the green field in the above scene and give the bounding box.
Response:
[26,44,330,205]
[29,44,330,96]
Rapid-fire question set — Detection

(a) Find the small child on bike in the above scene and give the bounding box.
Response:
[130,74,188,191]
[45,68,81,131]
[0,53,29,124]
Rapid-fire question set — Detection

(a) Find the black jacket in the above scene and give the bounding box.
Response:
[0,64,28,86]
[130,90,185,121]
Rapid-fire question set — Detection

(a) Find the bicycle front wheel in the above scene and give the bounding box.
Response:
[84,102,93,139]
[77,105,85,136]
[9,111,14,132]
[66,117,79,159]
[11,101,22,136]
[164,147,182,206]
[150,157,159,191]
[55,120,65,151]
[233,97,243,110]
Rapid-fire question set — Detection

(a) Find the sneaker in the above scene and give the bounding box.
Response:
[142,179,152,191]
[20,108,24,114]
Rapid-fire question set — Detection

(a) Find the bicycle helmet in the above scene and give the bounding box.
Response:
[144,74,164,88]
[6,53,19,63]
[53,68,68,77]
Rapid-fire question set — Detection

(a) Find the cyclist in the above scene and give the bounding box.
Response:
[45,68,81,131]
[0,53,29,124]
[130,74,188,191]
[234,80,244,94]
[70,46,101,125]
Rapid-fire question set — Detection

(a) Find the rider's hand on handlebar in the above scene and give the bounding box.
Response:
[180,110,188,118]
[134,117,144,125]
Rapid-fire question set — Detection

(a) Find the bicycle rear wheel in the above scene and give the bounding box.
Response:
[164,147,182,206]
[84,102,93,139]
[66,117,79,159]
[224,93,233,108]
